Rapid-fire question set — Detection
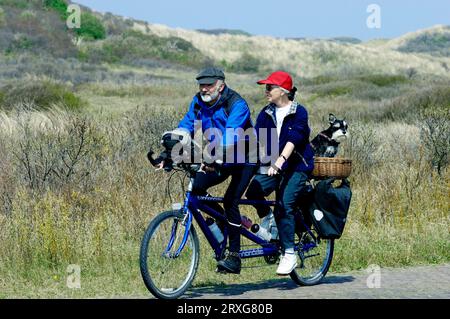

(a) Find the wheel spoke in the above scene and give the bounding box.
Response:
[290,229,334,286]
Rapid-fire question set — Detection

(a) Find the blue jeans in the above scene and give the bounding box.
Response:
[245,171,309,251]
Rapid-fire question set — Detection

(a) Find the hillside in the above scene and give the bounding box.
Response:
[0,1,449,81]
[136,22,450,78]
[383,25,450,57]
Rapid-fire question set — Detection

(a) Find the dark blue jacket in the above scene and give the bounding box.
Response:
[255,102,314,173]
[178,86,254,163]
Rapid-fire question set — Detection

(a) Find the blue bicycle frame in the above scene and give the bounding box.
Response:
[166,175,317,261]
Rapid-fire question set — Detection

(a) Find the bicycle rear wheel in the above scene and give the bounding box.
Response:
[290,228,334,286]
[140,210,199,299]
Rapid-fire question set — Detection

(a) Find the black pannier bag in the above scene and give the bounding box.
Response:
[309,178,352,239]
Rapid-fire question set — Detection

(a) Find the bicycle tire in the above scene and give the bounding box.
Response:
[140,210,200,299]
[289,229,334,286]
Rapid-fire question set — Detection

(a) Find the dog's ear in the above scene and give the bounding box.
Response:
[328,113,336,124]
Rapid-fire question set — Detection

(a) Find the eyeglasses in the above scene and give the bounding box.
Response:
[265,84,280,92]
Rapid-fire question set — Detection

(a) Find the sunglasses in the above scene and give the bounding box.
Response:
[265,84,280,92]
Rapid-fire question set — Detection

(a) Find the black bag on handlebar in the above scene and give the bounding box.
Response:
[308,178,352,239]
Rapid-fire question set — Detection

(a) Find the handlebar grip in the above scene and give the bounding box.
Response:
[147,150,162,167]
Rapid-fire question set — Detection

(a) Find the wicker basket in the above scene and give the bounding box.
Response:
[311,157,352,179]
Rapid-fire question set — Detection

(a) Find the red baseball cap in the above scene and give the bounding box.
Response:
[257,71,293,91]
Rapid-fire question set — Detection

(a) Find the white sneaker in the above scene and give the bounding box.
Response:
[276,253,298,275]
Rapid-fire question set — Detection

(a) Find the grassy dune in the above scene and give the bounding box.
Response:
[139,23,450,78]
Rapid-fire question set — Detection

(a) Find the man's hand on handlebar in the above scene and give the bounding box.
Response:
[155,161,165,171]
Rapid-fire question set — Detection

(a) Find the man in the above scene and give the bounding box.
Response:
[159,67,255,274]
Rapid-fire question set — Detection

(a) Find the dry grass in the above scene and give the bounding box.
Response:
[0,76,448,297]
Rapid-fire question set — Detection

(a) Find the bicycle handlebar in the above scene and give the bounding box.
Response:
[147,149,258,175]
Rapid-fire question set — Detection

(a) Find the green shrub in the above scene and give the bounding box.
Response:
[302,75,337,85]
[358,74,408,87]
[44,0,106,40]
[75,12,106,40]
[0,81,85,111]
[43,0,68,17]
[225,52,261,73]
[310,82,353,97]
[81,31,210,67]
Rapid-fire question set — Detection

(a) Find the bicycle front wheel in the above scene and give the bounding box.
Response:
[140,210,199,299]
[290,229,334,286]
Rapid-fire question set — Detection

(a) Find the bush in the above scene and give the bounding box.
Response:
[343,123,380,176]
[310,82,353,97]
[381,85,450,122]
[80,30,211,68]
[6,34,34,53]
[75,12,106,40]
[223,52,261,73]
[44,0,106,40]
[0,80,85,111]
[420,107,450,175]
[357,74,408,87]
[11,115,105,191]
[43,0,67,17]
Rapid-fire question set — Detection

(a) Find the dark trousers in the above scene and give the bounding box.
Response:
[245,171,309,251]
[192,165,256,253]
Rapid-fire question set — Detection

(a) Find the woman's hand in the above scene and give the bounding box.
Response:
[200,163,216,172]
[268,156,286,176]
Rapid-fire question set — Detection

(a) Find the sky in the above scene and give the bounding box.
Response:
[73,0,450,40]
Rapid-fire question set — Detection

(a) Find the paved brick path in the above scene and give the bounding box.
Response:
[184,263,450,299]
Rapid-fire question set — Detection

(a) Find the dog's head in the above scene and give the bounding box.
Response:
[327,113,348,141]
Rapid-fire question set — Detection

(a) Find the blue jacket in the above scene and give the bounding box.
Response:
[255,102,314,173]
[178,86,253,163]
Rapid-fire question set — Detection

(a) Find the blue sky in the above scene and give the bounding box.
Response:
[73,0,450,40]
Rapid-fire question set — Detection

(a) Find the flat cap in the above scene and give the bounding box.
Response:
[196,67,225,84]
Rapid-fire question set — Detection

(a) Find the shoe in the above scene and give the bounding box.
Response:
[276,253,297,275]
[217,252,241,274]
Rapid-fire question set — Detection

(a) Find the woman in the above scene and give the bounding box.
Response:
[245,71,314,275]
